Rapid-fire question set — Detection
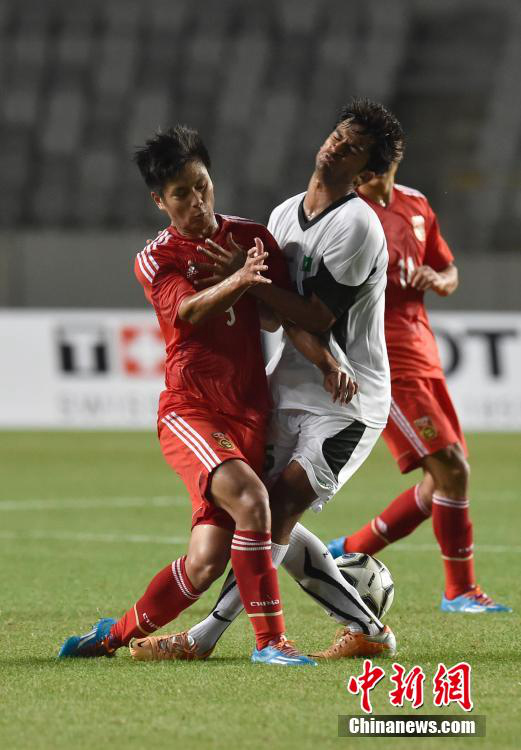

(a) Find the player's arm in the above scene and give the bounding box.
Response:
[251,277,335,333]
[178,246,271,325]
[283,321,358,405]
[410,262,458,296]
[257,301,281,332]
[410,204,458,296]
[194,231,335,332]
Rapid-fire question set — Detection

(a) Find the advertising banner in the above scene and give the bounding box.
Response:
[0,310,520,430]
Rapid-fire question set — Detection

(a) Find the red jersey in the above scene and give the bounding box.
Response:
[135,214,291,423]
[360,184,454,380]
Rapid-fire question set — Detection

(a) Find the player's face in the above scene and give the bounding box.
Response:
[316,120,373,183]
[153,160,216,238]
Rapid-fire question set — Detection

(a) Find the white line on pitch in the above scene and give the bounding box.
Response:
[0,496,185,511]
[0,530,187,545]
[391,542,521,553]
[0,529,518,553]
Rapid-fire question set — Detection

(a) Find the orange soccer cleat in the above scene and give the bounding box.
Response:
[310,624,396,660]
[129,631,214,662]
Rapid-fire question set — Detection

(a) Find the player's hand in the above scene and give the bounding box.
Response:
[193,233,246,288]
[235,239,272,288]
[410,265,444,293]
[323,367,358,405]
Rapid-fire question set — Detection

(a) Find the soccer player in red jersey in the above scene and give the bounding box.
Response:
[328,152,511,613]
[58,126,353,665]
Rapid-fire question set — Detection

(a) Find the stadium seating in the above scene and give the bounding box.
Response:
[0,0,520,255]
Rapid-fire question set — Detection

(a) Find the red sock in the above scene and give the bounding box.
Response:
[231,530,285,650]
[432,493,475,599]
[344,485,430,555]
[109,556,201,647]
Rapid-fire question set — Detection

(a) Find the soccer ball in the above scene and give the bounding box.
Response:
[336,552,394,619]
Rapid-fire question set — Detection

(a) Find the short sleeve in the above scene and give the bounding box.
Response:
[424,205,454,270]
[151,269,194,327]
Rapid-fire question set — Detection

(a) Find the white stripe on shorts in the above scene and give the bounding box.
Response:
[389,399,428,458]
[169,412,221,465]
[161,416,217,473]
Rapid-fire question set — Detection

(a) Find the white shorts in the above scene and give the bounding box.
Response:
[264,409,382,513]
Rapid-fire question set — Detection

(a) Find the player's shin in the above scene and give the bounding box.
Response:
[432,493,475,599]
[230,531,286,650]
[344,485,431,554]
[109,557,201,647]
[188,542,288,653]
[283,523,383,636]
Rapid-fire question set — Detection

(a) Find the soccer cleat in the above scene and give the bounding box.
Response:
[327,536,347,559]
[441,586,512,613]
[251,636,317,666]
[310,625,396,660]
[58,617,117,658]
[129,631,214,662]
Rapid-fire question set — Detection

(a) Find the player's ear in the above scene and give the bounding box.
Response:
[151,191,166,212]
[354,170,375,188]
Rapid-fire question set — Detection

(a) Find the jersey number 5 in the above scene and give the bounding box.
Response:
[226,306,236,326]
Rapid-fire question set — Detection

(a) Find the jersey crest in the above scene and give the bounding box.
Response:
[414,415,438,441]
[411,215,426,242]
[212,432,236,451]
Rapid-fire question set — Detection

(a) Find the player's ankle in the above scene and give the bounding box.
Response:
[257,633,284,650]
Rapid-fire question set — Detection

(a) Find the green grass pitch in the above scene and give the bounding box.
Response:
[0,431,519,750]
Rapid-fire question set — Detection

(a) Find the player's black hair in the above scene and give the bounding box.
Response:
[336,98,404,175]
[133,125,211,194]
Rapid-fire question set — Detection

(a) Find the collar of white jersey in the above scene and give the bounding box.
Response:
[298,192,358,231]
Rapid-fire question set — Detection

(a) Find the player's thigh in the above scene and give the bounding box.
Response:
[209,457,269,517]
[285,411,382,512]
[263,409,300,490]
[158,409,258,530]
[384,377,466,475]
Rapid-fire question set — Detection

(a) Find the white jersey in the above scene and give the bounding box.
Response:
[266,191,391,429]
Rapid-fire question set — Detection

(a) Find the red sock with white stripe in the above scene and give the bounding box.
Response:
[432,493,475,599]
[109,556,201,647]
[344,485,430,555]
[231,530,285,650]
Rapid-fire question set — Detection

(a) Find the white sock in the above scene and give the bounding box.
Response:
[283,523,382,636]
[188,542,289,653]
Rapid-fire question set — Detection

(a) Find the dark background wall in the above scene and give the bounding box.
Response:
[1,0,520,308]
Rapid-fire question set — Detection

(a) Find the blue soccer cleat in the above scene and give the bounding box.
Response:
[58,617,118,658]
[327,536,347,559]
[441,587,512,614]
[252,636,317,666]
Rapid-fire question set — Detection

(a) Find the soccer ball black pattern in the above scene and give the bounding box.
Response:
[335,552,395,619]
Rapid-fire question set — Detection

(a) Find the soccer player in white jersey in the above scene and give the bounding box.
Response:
[129,99,405,663]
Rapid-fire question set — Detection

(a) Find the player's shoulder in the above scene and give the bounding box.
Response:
[220,213,258,227]
[220,213,271,240]
[336,194,384,239]
[135,227,176,284]
[394,183,430,207]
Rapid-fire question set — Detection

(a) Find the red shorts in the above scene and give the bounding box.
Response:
[383,377,468,474]
[158,407,267,531]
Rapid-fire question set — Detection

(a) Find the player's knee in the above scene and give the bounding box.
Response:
[237,486,271,530]
[437,446,470,495]
[272,492,308,519]
[186,553,228,592]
